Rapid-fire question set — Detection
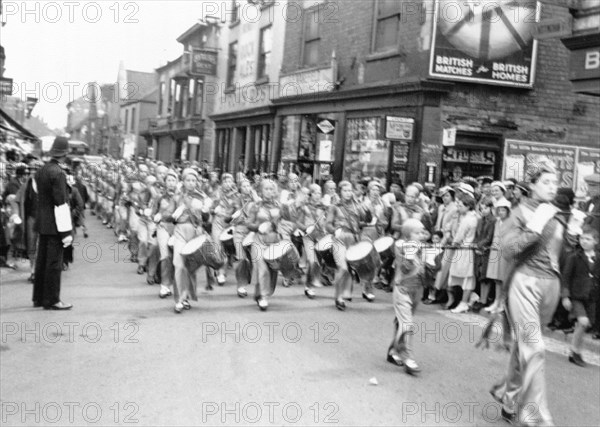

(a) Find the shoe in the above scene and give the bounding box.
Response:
[43,301,73,310]
[102,220,108,225]
[137,266,145,275]
[568,351,586,367]
[174,303,184,313]
[33,301,42,308]
[451,302,469,313]
[182,300,191,310]
[344,297,353,302]
[501,408,517,425]
[217,273,226,285]
[206,283,214,291]
[84,233,88,238]
[484,301,498,312]
[62,263,69,271]
[387,353,404,366]
[28,274,34,283]
[237,287,248,298]
[362,292,375,302]
[282,278,291,287]
[257,298,268,311]
[335,298,346,311]
[304,288,316,299]
[159,287,172,299]
[146,278,155,286]
[404,359,421,375]
[118,234,127,242]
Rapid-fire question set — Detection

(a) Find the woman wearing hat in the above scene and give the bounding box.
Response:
[167,168,213,313]
[512,182,530,208]
[447,191,479,313]
[482,198,512,314]
[490,181,509,209]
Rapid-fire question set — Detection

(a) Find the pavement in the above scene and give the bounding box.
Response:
[1,214,599,426]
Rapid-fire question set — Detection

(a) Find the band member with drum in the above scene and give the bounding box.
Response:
[151,169,178,299]
[325,181,372,310]
[299,184,329,298]
[361,180,389,242]
[230,179,259,298]
[387,218,427,375]
[167,168,212,313]
[245,179,284,311]
[210,173,239,286]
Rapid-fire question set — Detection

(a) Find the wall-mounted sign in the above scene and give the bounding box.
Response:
[385,117,414,140]
[190,49,218,76]
[279,66,335,98]
[442,128,456,147]
[0,77,13,97]
[429,0,540,88]
[317,120,335,134]
[188,135,200,145]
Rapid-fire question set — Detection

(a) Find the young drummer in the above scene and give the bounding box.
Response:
[387,218,428,375]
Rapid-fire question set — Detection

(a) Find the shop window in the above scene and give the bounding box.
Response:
[227,42,238,88]
[372,0,400,53]
[168,79,176,115]
[124,110,129,134]
[441,147,497,185]
[257,25,272,79]
[303,10,320,66]
[217,129,232,173]
[187,79,195,117]
[158,82,165,116]
[345,117,388,184]
[130,107,136,133]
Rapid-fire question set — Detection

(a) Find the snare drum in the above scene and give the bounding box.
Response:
[181,235,225,273]
[315,235,337,269]
[305,225,326,243]
[263,240,301,279]
[345,241,381,282]
[219,227,236,257]
[373,236,395,267]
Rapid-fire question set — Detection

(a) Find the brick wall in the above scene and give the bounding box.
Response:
[280,0,599,148]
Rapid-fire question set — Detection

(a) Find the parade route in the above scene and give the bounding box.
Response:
[1,216,599,426]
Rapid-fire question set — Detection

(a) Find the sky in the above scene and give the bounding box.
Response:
[1,0,215,130]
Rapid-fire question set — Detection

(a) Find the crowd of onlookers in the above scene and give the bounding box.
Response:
[1,151,599,366]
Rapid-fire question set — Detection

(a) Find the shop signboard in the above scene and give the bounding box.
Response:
[385,117,414,140]
[429,0,541,88]
[503,139,576,188]
[189,49,218,76]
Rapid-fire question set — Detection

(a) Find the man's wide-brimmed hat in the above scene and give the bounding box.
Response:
[49,136,69,158]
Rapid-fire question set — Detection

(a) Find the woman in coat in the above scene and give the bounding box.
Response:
[448,192,478,314]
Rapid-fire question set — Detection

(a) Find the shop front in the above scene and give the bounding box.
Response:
[273,80,452,187]
[212,106,275,175]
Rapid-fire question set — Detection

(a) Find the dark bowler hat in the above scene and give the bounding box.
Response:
[49,136,69,158]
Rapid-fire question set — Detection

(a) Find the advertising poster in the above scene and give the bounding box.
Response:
[503,139,576,188]
[575,147,600,198]
[429,0,540,88]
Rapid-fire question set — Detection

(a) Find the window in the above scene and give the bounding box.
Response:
[194,79,204,116]
[124,110,129,133]
[158,82,165,115]
[227,42,238,88]
[168,79,176,115]
[303,10,320,66]
[230,0,240,24]
[187,79,195,117]
[373,0,400,52]
[257,25,272,79]
[174,82,183,118]
[130,107,136,132]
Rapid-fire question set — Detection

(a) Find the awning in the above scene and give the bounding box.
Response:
[0,106,38,142]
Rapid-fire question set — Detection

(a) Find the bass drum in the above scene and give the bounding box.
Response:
[373,236,395,267]
[315,235,337,269]
[263,240,301,279]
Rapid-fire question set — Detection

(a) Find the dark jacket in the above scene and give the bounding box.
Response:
[561,247,600,301]
[474,213,496,280]
[34,160,70,237]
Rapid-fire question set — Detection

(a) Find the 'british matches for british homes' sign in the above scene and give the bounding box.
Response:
[429,0,541,88]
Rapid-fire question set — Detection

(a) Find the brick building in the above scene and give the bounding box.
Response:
[144,22,220,164]
[209,0,599,191]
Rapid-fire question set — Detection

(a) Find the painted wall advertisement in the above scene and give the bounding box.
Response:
[429,0,540,88]
[503,139,600,197]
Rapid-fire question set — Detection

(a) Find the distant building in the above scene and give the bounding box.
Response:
[143,21,220,164]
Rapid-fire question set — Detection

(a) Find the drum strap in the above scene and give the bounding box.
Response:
[339,202,360,236]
